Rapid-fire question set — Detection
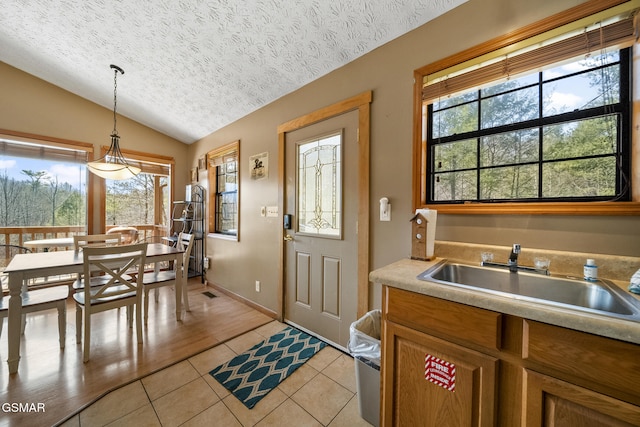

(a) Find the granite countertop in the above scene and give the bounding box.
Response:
[370,257,640,345]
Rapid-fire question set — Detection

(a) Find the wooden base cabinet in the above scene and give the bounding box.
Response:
[524,370,640,427]
[382,321,497,426]
[381,286,640,427]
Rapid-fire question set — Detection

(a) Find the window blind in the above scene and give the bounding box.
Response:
[0,138,89,163]
[422,16,636,104]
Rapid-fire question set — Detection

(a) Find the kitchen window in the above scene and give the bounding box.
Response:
[413,0,640,214]
[427,48,629,203]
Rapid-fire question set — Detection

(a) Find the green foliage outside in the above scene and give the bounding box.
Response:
[106,173,167,227]
[429,51,622,202]
[0,169,85,227]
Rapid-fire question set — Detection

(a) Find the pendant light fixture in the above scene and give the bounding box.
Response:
[87,64,140,180]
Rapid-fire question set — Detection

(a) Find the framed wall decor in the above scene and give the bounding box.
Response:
[250,151,268,180]
[190,167,198,183]
[198,156,207,171]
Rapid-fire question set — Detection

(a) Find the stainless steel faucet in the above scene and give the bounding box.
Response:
[508,244,521,272]
[480,243,549,275]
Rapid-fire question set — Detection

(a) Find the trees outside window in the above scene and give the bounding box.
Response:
[0,137,88,232]
[426,49,629,204]
[106,173,167,227]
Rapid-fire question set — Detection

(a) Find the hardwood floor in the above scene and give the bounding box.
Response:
[0,278,274,427]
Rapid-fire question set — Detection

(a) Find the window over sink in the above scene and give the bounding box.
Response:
[413,0,640,215]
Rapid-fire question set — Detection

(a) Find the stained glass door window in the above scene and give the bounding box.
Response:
[296,131,342,238]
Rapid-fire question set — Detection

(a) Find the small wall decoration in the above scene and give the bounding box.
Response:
[190,167,198,183]
[198,156,207,171]
[250,151,268,180]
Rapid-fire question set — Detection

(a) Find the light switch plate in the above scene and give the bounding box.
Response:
[266,206,278,217]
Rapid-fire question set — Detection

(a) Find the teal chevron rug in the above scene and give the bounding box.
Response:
[210,326,327,409]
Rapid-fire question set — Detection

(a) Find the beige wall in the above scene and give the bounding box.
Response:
[191,0,640,313]
[0,62,189,231]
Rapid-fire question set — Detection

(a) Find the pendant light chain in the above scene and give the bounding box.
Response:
[111,64,124,137]
[113,66,118,136]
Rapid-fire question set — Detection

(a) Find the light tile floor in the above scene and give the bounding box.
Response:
[59,321,375,427]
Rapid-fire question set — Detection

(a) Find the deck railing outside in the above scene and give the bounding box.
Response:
[1,225,167,248]
[0,225,168,290]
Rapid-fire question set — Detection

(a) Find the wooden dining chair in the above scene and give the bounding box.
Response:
[73,233,122,250]
[0,244,67,348]
[72,233,128,292]
[107,227,139,244]
[142,232,194,324]
[73,243,147,362]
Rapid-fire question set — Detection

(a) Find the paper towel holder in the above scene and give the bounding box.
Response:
[410,211,435,261]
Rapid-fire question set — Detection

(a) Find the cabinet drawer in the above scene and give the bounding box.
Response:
[524,320,640,404]
[384,286,502,350]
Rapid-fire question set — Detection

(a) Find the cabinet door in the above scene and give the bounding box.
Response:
[382,321,497,427]
[524,369,640,427]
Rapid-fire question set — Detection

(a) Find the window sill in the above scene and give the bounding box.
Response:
[208,233,238,241]
[422,201,640,216]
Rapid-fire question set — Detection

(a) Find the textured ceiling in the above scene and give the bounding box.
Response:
[1,0,466,144]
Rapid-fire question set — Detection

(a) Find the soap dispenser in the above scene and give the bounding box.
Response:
[584,259,598,281]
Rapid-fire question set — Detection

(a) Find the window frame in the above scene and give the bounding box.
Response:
[97,145,175,236]
[207,140,239,240]
[426,49,630,203]
[412,0,640,215]
[0,129,95,231]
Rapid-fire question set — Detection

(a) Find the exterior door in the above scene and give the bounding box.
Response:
[284,109,359,349]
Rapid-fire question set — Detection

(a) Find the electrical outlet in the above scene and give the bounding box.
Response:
[255,280,261,292]
[203,257,210,269]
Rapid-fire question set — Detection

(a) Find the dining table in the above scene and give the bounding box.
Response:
[4,242,185,374]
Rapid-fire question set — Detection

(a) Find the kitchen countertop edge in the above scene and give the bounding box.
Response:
[371,257,640,345]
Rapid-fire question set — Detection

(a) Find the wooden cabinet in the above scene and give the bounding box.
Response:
[381,286,640,427]
[383,321,497,426]
[524,370,640,427]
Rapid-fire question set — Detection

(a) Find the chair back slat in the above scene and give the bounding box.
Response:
[74,234,122,250]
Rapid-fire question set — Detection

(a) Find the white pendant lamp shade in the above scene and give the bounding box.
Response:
[87,135,141,180]
[88,64,140,180]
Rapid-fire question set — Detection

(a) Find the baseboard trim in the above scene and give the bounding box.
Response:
[207,282,278,320]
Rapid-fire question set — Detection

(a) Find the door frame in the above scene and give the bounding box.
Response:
[277,91,372,321]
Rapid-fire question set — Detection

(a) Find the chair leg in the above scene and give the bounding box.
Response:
[144,288,150,325]
[135,302,142,345]
[127,306,133,328]
[57,301,66,349]
[182,277,190,312]
[76,305,82,343]
[83,307,90,363]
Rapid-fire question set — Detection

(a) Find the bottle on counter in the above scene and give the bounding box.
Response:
[584,258,598,281]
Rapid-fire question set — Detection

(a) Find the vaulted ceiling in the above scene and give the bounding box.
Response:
[1,0,466,144]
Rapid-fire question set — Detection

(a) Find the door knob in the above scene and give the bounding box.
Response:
[284,234,293,241]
